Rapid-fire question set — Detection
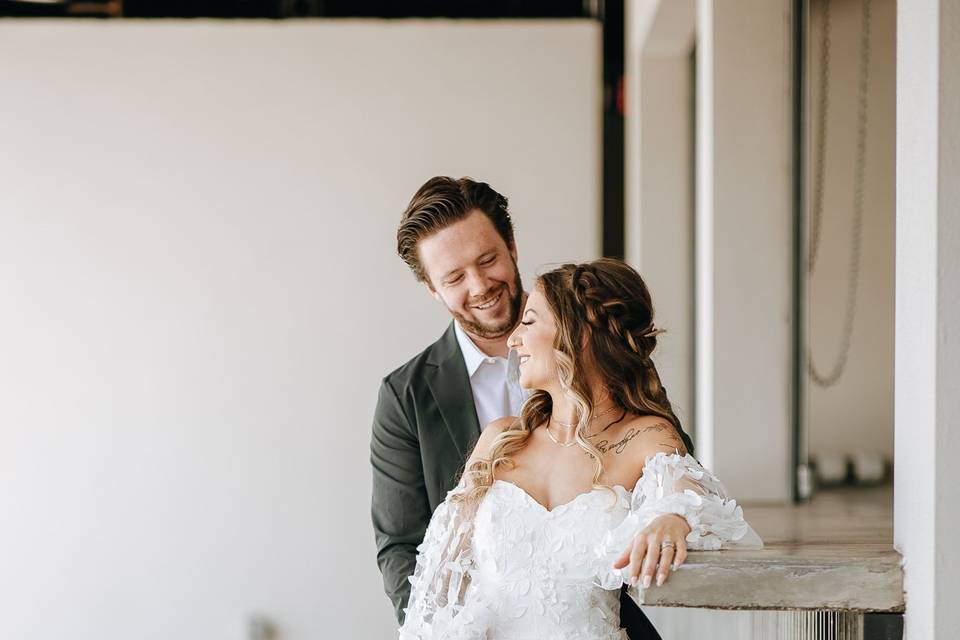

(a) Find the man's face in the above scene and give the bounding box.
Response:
[418,210,523,340]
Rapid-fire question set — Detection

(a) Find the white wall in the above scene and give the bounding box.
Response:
[0,20,601,640]
[806,0,896,463]
[895,1,960,637]
[695,0,794,501]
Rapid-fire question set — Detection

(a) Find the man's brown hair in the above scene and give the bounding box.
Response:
[397,176,515,284]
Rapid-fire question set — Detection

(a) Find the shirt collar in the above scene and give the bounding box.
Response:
[454,321,500,377]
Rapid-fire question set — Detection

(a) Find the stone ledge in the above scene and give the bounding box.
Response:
[628,543,904,612]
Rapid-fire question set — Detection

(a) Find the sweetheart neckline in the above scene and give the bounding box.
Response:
[492,479,631,515]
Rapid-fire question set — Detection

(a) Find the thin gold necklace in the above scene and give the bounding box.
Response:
[546,405,619,447]
[546,418,578,447]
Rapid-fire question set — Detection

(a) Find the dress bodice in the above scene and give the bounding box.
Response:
[399,452,763,640]
[467,480,631,640]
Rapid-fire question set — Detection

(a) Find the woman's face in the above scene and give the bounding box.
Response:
[509,288,559,390]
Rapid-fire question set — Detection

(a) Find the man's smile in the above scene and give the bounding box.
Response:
[473,291,503,311]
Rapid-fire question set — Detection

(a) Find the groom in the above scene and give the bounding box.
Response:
[370,176,660,639]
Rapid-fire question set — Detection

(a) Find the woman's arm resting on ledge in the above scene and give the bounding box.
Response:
[595,451,763,591]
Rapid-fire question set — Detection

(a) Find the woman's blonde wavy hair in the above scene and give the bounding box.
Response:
[457,258,693,505]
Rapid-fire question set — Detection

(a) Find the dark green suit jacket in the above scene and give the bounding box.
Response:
[371,323,480,623]
[370,322,661,639]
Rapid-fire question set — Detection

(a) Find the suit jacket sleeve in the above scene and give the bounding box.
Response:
[370,376,433,625]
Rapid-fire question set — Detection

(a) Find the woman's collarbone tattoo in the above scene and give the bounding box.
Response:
[588,421,684,455]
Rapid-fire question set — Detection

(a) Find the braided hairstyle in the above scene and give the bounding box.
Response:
[459,258,693,505]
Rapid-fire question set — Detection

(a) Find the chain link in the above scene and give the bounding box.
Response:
[807,0,871,388]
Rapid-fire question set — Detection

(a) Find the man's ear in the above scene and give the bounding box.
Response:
[509,242,518,265]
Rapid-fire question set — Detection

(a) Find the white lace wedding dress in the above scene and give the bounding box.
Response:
[399,452,762,640]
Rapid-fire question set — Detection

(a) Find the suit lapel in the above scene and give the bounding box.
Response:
[425,323,481,460]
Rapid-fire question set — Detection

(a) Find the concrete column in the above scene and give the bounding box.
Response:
[695,0,793,501]
[626,0,696,438]
[894,1,960,637]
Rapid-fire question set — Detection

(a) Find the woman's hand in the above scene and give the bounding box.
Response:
[612,514,691,588]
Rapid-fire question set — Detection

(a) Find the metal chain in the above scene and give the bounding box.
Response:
[807,0,871,388]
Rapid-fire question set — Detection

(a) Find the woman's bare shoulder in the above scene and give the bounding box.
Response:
[626,414,686,447]
[485,415,519,433]
[469,416,519,460]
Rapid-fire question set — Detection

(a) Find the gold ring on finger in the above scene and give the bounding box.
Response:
[660,540,675,549]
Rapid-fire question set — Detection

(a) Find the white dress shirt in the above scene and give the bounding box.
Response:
[454,321,527,430]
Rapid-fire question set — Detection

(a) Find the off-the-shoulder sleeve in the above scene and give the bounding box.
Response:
[594,452,763,589]
[398,481,491,640]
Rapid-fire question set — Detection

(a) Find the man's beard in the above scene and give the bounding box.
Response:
[451,266,524,340]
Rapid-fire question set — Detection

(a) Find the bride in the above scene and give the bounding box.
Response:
[399,258,761,640]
